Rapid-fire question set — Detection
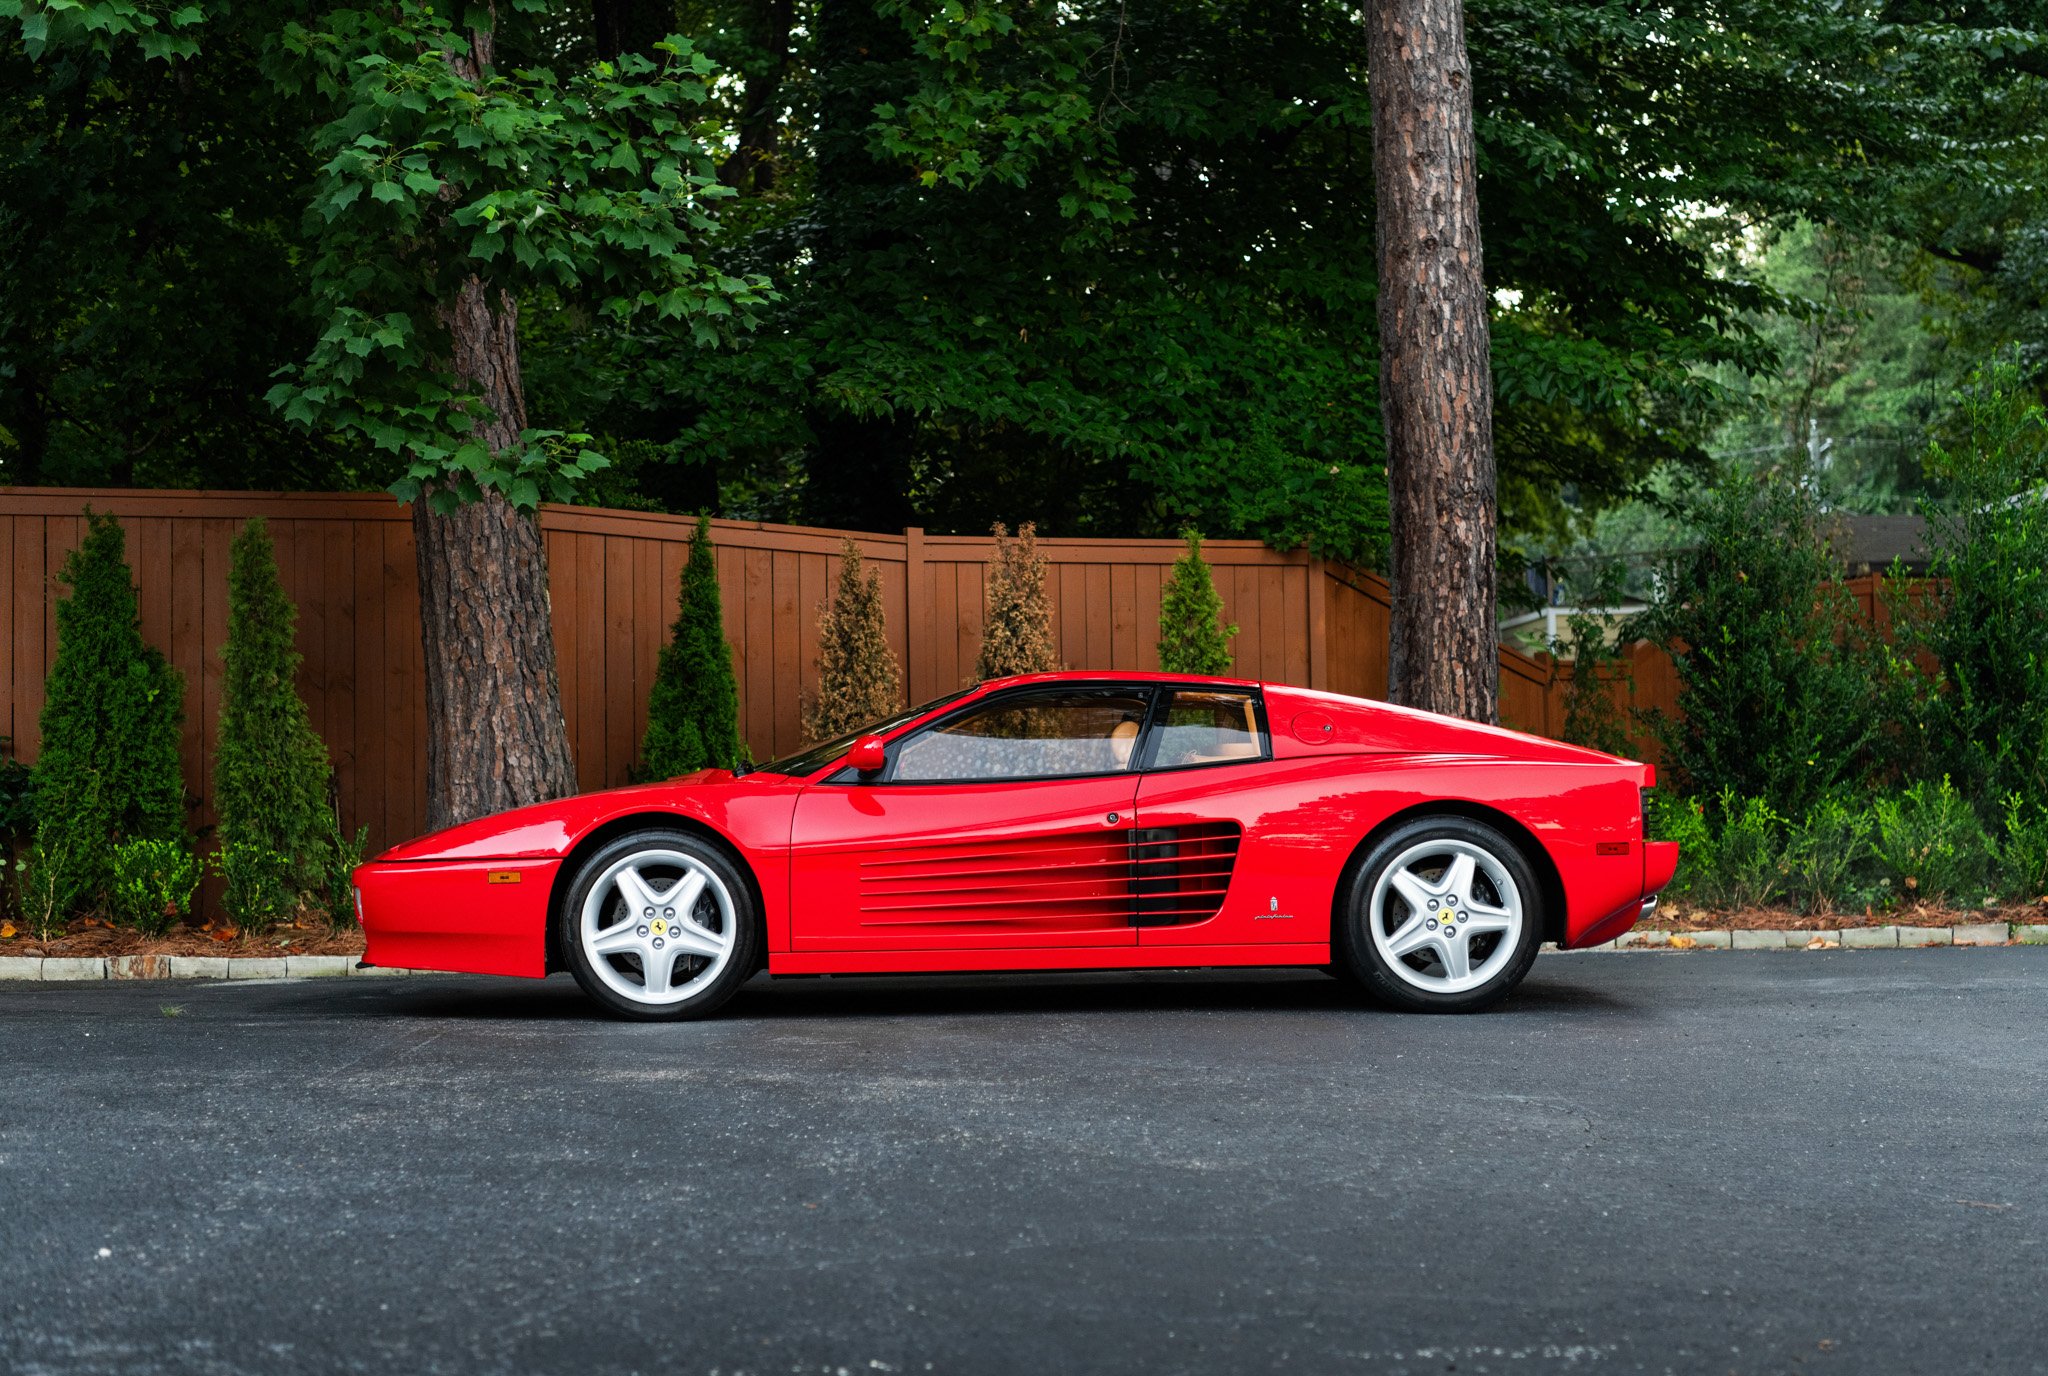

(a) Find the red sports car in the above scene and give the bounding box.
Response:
[354,672,1678,1018]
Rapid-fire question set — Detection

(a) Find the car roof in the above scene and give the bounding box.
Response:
[974,670,1263,691]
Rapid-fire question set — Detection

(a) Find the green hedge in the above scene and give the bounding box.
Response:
[1652,780,2048,913]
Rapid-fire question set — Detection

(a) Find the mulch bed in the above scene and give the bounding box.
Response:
[1652,900,2037,931]
[0,916,366,960]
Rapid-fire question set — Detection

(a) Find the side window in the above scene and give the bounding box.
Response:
[1148,690,1265,769]
[891,689,1152,782]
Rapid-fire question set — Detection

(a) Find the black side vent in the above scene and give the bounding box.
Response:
[1128,823,1244,927]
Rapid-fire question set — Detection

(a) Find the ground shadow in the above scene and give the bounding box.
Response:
[351,962,1636,1023]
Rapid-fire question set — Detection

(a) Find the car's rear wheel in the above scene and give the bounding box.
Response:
[560,829,758,1020]
[1339,816,1543,1013]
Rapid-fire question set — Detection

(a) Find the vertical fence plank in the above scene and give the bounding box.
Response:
[381,522,416,845]
[0,518,13,756]
[352,516,387,850]
[574,532,607,792]
[1082,563,1111,670]
[322,520,357,835]
[771,549,801,758]
[629,535,661,772]
[604,536,635,786]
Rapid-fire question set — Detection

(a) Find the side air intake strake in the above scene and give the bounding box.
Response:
[854,822,1245,929]
[857,833,1138,928]
[1129,823,1244,926]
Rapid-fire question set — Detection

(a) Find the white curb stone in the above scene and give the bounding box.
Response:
[0,956,45,980]
[2018,924,2048,945]
[1785,929,1840,948]
[1896,925,1952,947]
[1619,930,1669,948]
[1842,926,1900,948]
[167,956,231,980]
[226,958,290,980]
[41,957,105,979]
[348,963,409,976]
[285,955,353,978]
[1954,923,2009,946]
[1732,929,1781,950]
[108,954,173,980]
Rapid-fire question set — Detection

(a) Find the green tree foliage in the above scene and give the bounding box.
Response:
[30,512,185,916]
[1,2,768,513]
[639,517,746,776]
[3,3,2042,558]
[1630,466,1877,817]
[214,518,337,926]
[1906,358,2048,806]
[0,2,321,489]
[1156,532,1237,676]
[636,1,2048,558]
[973,523,1058,681]
[802,540,903,743]
[1701,222,1962,513]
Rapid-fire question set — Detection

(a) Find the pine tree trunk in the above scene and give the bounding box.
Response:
[413,276,579,832]
[1368,0,1499,723]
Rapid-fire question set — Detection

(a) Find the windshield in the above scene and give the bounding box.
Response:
[753,689,975,776]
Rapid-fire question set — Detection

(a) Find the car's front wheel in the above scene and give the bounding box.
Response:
[559,829,758,1020]
[1338,816,1543,1013]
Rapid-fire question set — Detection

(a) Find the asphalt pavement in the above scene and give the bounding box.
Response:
[2,951,2045,1376]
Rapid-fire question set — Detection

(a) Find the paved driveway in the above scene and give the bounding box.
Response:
[2,951,2044,1375]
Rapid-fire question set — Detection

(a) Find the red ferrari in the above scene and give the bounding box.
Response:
[354,672,1678,1018]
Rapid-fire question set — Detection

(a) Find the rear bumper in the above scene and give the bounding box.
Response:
[355,857,560,978]
[1566,894,1650,949]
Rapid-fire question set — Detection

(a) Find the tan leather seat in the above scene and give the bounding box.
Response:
[1109,718,1141,768]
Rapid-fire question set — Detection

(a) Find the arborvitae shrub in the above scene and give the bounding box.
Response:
[973,522,1058,681]
[802,540,902,743]
[639,516,746,776]
[215,518,336,927]
[1156,531,1238,675]
[29,511,186,917]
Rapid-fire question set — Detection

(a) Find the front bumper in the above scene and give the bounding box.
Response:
[355,856,562,978]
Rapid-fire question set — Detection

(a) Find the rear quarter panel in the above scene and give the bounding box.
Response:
[1136,752,1647,949]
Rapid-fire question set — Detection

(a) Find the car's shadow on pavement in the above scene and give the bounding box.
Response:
[354,963,1637,1022]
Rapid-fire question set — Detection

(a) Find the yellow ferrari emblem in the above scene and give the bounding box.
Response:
[652,919,668,935]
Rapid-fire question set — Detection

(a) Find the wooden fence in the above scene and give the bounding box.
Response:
[0,488,1637,854]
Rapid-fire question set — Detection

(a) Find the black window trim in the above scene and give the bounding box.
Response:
[820,681,1270,786]
[826,682,1160,786]
[1136,686,1273,775]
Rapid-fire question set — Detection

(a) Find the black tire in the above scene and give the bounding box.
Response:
[558,828,760,1021]
[1336,815,1544,1014]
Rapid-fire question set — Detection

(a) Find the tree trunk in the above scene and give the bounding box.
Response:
[1368,0,1498,723]
[412,278,579,833]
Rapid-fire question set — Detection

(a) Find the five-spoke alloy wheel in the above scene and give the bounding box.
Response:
[1339,816,1543,1013]
[560,829,758,1020]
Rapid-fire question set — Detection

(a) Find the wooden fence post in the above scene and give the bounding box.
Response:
[1308,556,1330,690]
[903,526,927,705]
